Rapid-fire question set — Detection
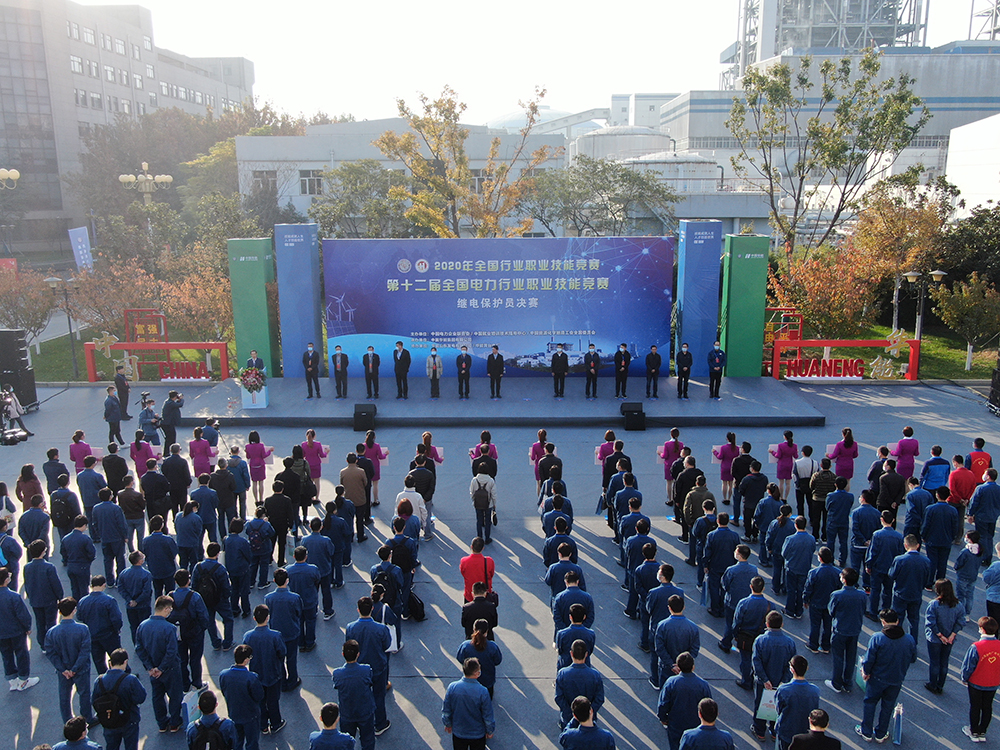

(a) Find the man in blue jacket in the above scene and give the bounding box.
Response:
[333,639,375,750]
[559,697,615,750]
[54,715,102,750]
[802,547,842,654]
[0,566,38,692]
[826,566,868,694]
[555,603,596,670]
[92,647,146,750]
[543,518,577,568]
[781,516,816,619]
[622,519,654,611]
[888,534,934,644]
[141,515,178,597]
[0,517,22,590]
[857,608,916,742]
[241,604,287,736]
[190,473,220,544]
[632,542,662,646]
[302,518,336,621]
[346,596,392,735]
[850,490,881,591]
[751,610,797,741]
[50,473,82,556]
[135,595,183,732]
[707,341,726,399]
[18,494,50,549]
[324,499,353,587]
[920,444,952,492]
[654,595,700,686]
[546,545,586,603]
[228,446,252,519]
[23,538,62,649]
[264,568,303,692]
[192,541,234,651]
[91,488,128,586]
[824,477,853,567]
[774,655,820,750]
[618,496,650,574]
[923,486,959,580]
[719,544,758,652]
[44,447,71,493]
[658,651,712,750]
[865,510,904,619]
[310,702,358,750]
[62,514,96,602]
[246,507,276,590]
[224,519,253,619]
[647,563,684,685]
[77,456,107,514]
[77,575,123,673]
[970,468,1000,567]
[186,689,239,750]
[901,477,933,542]
[553,571,595,637]
[385,518,419,619]
[219,644,265,750]
[117,550,152,643]
[703,513,740,617]
[731,577,772,689]
[555,640,605,730]
[46,596,97,724]
[169,568,211,692]
[287,545,321,650]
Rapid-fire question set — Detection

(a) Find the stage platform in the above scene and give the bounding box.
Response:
[180,375,825,429]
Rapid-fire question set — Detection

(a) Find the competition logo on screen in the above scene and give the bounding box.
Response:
[397,259,411,273]
[415,259,429,273]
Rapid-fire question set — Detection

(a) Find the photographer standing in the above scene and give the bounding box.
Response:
[160,391,184,449]
[138,398,160,446]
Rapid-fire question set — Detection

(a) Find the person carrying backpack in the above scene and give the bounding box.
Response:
[385,517,418,619]
[470,466,497,544]
[246,507,275,590]
[92,647,146,750]
[169,568,211,693]
[192,542,234,652]
[186,689,238,750]
[370,545,405,625]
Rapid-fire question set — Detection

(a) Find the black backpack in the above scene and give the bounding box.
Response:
[168,590,196,638]
[93,672,130,729]
[472,479,491,510]
[246,521,266,554]
[195,565,220,610]
[371,567,398,608]
[388,538,413,574]
[191,716,229,750]
[50,493,71,528]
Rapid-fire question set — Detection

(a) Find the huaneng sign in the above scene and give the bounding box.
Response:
[770,334,921,381]
[784,358,865,378]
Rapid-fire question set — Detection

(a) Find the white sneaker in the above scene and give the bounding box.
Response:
[964,726,975,740]
[8,678,18,692]
[17,677,39,691]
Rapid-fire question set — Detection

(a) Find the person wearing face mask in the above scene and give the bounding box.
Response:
[614,343,631,399]
[331,344,349,399]
[303,342,321,399]
[551,344,569,398]
[646,345,662,399]
[676,343,693,399]
[708,341,726,400]
[426,347,442,399]
[363,346,380,399]
[584,344,601,400]
[393,341,411,399]
[486,345,504,399]
[456,345,472,400]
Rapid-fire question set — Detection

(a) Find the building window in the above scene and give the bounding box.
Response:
[159,81,169,96]
[87,60,98,78]
[148,92,157,107]
[83,27,95,45]
[70,55,83,74]
[299,170,323,195]
[207,95,215,108]
[146,63,154,78]
[74,89,86,107]
[137,102,146,115]
[100,33,112,51]
[253,170,278,191]
[104,65,115,82]
[114,38,126,55]
[90,92,102,109]
[194,91,203,104]
[68,21,79,40]
[121,99,131,114]
[120,69,129,86]
[133,74,143,89]
[178,86,187,101]
[143,35,152,51]
[131,43,140,59]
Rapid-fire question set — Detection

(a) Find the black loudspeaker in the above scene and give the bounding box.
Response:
[0,329,27,371]
[620,401,643,416]
[624,411,646,431]
[1,367,37,408]
[353,403,376,432]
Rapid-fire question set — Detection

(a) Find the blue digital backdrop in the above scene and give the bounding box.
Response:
[275,223,323,377]
[322,237,675,376]
[676,220,722,378]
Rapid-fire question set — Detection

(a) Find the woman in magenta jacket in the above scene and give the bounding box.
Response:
[301,429,329,501]
[363,429,389,506]
[770,430,799,499]
[130,430,157,478]
[661,427,684,499]
[69,430,92,473]
[827,427,859,489]
[530,428,548,495]
[891,425,920,479]
[244,430,273,506]
[469,430,498,461]
[421,431,444,466]
[712,432,740,505]
[188,427,213,479]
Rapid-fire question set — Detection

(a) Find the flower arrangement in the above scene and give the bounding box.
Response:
[239,366,266,394]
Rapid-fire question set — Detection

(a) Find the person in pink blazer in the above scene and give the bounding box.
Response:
[188,427,213,479]
[891,425,920,479]
[661,427,684,499]
[770,430,799,498]
[827,427,859,489]
[421,432,444,465]
[469,430,498,461]
[529,428,548,494]
[713,432,740,505]
[69,430,92,473]
[244,430,273,505]
[130,430,157,478]
[301,429,329,501]
[362,430,389,506]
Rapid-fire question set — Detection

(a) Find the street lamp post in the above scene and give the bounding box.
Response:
[903,269,949,341]
[118,162,172,205]
[45,276,79,379]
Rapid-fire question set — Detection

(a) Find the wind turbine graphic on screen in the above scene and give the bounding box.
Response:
[330,293,346,321]
[343,302,356,322]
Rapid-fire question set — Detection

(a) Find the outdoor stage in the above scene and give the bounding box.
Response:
[180,374,825,429]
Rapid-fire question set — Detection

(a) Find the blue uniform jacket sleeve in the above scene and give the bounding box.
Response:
[963,643,980,682]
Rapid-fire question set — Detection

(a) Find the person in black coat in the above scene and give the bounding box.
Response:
[303,343,321,399]
[675,342,693,399]
[363,346,380,399]
[645,345,662,399]
[602,442,631,491]
[393,341,410,399]
[263,482,295,567]
[160,391,183,450]
[551,344,569,397]
[104,386,124,446]
[331,345,349,399]
[246,350,265,371]
[355,442,376,509]
[487,345,504,399]
[456,345,473,400]
[788,709,842,750]
[101,444,129,497]
[584,344,601,400]
[114,366,132,420]
[538,444,563,483]
[614,343,631,398]
[161,445,192,521]
[472,446,498,479]
[461,581,499,639]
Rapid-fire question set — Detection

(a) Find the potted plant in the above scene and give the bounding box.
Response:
[239,365,268,409]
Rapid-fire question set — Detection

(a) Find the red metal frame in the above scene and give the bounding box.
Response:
[771,338,921,381]
[85,341,229,383]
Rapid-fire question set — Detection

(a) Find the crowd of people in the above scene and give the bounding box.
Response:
[1,415,998,749]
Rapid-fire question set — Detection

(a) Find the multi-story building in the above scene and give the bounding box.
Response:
[0,0,253,259]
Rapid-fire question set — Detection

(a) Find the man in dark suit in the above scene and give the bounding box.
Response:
[472,445,498,479]
[538,443,562,483]
[331,345,349,399]
[303,343,321,399]
[102,443,129,498]
[550,344,568,397]
[113,366,131,420]
[456,345,472,400]
[645,345,662,399]
[160,391,183,449]
[584,344,601,400]
[675,342,692,399]
[161,444,192,520]
[461,581,498,639]
[487,345,504,399]
[614,343,631,398]
[788,708,842,750]
[602,441,631,491]
[246,350,265,372]
[393,341,410,399]
[877,459,906,523]
[363,346,380,399]
[104,386,124,446]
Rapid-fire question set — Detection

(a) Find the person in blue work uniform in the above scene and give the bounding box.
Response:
[719,544,758,653]
[242,604,287,736]
[224,518,254,620]
[62,514,96,601]
[287,545,321,651]
[169,568,211,692]
[310,702,357,750]
[647,563,684,687]
[77,455,107,515]
[901,477,933,543]
[923,486,959,580]
[116,550,152,645]
[856,608,916,742]
[333,638,376,750]
[346,596,392,736]
[323,498,353,588]
[53,716,102,750]
[751,610,797,741]
[50,473,82,557]
[385,516,418,618]
[456,619,503,699]
[24,538,62,649]
[543,518,578,568]
[731,576,772,689]
[556,603,595,670]
[0,517,23,591]
[924,578,966,695]
[141,515,178,598]
[192,541,234,651]
[175,500,205,572]
[618,496,649,575]
[191,473,220,545]
[46,596,97,725]
[555,640,605,730]
[547,545,586,602]
[554,570,595,637]
[850,490,881,592]
[824,477,853,567]
[187,689,239,750]
[135,595,183,732]
[887,534,933,644]
[302,518,336,621]
[18,493,50,549]
[865,510,904,619]
[0,565,39,692]
[754,486,783,568]
[703,513,739,617]
[766,506,795,596]
[920,444,952,492]
[92,647,147,750]
[246,506,276,590]
[220,644,265,750]
[969,468,1000,567]
[559,696,616,750]
[632,543,662,648]
[77,575,123,673]
[370,545,405,629]
[621,520,653,615]
[803,547,842,654]
[679,698,736,750]
[655,595,700,686]
[775,655,820,750]
[264,568,303,691]
[659,651,712,750]
[826,566,868,694]
[781,516,816,619]
[91,487,128,586]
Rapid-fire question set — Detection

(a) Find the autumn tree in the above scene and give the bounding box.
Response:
[307,160,415,238]
[938,203,1000,287]
[69,260,162,337]
[727,50,930,269]
[94,201,187,279]
[0,268,56,347]
[931,273,1000,370]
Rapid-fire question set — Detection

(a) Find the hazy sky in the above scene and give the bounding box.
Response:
[79,0,974,124]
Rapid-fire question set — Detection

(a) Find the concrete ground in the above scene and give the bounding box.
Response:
[1,379,996,749]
